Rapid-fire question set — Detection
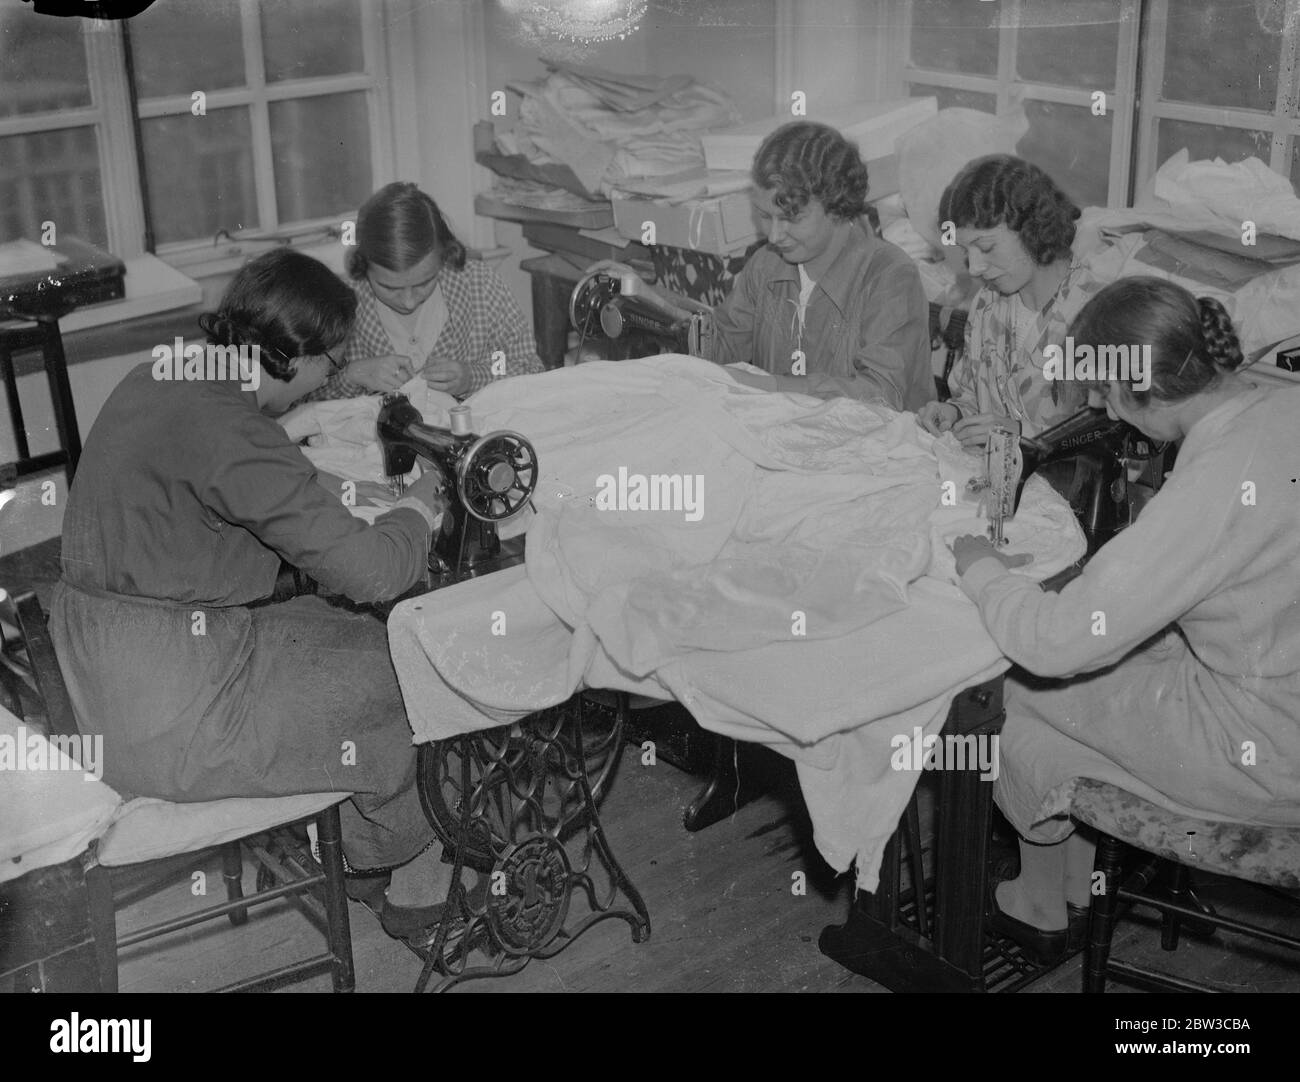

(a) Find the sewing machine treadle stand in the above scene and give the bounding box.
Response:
[410,692,650,991]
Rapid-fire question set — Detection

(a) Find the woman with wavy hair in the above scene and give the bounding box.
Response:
[950,277,1300,962]
[919,154,1116,448]
[294,181,542,404]
[49,249,470,942]
[710,121,934,413]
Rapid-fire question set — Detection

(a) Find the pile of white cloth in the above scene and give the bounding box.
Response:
[371,357,1083,889]
[508,60,740,196]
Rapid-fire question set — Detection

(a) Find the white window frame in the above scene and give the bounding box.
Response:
[898,0,1299,207]
[136,0,396,272]
[1134,0,1300,187]
[1,1,397,278]
[0,19,145,258]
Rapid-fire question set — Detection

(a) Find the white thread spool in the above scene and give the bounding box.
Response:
[449,405,472,436]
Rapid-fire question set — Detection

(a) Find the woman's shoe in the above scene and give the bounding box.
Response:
[986,880,1069,965]
[379,874,489,942]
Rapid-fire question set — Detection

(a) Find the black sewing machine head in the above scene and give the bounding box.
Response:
[1012,406,1168,554]
[569,262,714,360]
[377,394,537,583]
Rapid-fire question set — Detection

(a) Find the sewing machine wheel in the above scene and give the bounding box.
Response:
[458,432,538,522]
[416,696,623,873]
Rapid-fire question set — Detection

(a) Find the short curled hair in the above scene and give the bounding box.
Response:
[939,154,1080,265]
[1070,277,1244,406]
[346,181,467,280]
[198,249,356,383]
[751,121,869,222]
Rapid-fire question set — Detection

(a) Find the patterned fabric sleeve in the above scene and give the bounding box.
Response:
[945,290,986,418]
[461,261,544,395]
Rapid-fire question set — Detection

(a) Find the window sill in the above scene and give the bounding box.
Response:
[58,254,202,335]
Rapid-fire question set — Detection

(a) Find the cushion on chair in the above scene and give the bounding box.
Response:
[0,705,121,886]
[96,791,350,868]
[1069,777,1300,890]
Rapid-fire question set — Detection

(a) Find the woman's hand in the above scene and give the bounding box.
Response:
[422,356,470,397]
[402,469,450,527]
[917,401,961,436]
[950,533,1034,577]
[951,412,1020,450]
[345,354,414,392]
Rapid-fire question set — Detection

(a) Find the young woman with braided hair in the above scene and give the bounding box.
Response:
[949,276,1300,962]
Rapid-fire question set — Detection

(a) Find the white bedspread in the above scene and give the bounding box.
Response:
[325,356,1084,889]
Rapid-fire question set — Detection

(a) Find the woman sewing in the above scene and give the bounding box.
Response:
[709,121,935,413]
[50,249,471,942]
[918,154,1116,448]
[951,277,1300,961]
[294,181,543,404]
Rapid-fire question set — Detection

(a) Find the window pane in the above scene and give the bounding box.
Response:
[1155,119,1273,172]
[262,0,365,83]
[1018,100,1111,207]
[1162,0,1280,112]
[269,93,372,222]
[141,109,257,244]
[130,0,245,99]
[908,82,997,114]
[1017,0,1120,88]
[0,129,106,247]
[909,0,998,76]
[0,10,91,117]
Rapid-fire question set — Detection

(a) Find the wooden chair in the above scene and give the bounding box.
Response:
[4,588,355,992]
[1070,777,1300,993]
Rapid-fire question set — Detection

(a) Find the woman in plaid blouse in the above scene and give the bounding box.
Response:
[294,182,543,405]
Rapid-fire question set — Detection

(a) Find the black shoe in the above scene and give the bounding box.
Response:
[379,875,488,943]
[986,880,1068,965]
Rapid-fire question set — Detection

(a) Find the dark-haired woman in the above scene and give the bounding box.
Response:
[49,249,468,940]
[949,277,1300,961]
[709,121,934,413]
[295,181,542,405]
[918,154,1117,448]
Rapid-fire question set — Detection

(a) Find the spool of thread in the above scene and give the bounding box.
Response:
[449,405,472,436]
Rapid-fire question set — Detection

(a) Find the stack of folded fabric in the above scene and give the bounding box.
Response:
[505,59,740,198]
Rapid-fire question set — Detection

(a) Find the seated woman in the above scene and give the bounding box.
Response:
[951,277,1300,961]
[708,121,934,413]
[50,249,466,941]
[295,181,543,404]
[918,155,1113,449]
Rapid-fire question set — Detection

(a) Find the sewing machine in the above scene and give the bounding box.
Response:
[569,261,715,359]
[983,406,1171,556]
[376,394,538,583]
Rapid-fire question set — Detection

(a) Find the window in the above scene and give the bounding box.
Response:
[901,0,1300,208]
[0,0,393,269]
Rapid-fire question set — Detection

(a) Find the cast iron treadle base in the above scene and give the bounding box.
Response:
[409,692,650,992]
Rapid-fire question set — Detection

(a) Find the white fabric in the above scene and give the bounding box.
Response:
[0,705,119,885]
[382,356,1085,889]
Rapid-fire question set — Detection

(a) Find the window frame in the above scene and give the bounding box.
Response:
[0,1,396,276]
[133,0,396,270]
[898,0,1300,207]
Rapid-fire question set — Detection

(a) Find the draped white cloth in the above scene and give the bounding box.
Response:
[370,356,1084,889]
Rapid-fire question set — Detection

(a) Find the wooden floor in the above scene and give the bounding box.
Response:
[5,534,1299,994]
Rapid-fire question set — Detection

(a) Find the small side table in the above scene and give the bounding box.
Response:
[0,306,82,485]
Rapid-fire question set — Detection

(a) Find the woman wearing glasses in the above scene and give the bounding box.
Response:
[49,249,469,941]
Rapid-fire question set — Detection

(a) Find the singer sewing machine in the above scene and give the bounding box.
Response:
[978,406,1172,557]
[376,393,538,585]
[569,261,715,360]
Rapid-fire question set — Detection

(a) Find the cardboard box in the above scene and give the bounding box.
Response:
[611,190,759,257]
[701,97,937,173]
